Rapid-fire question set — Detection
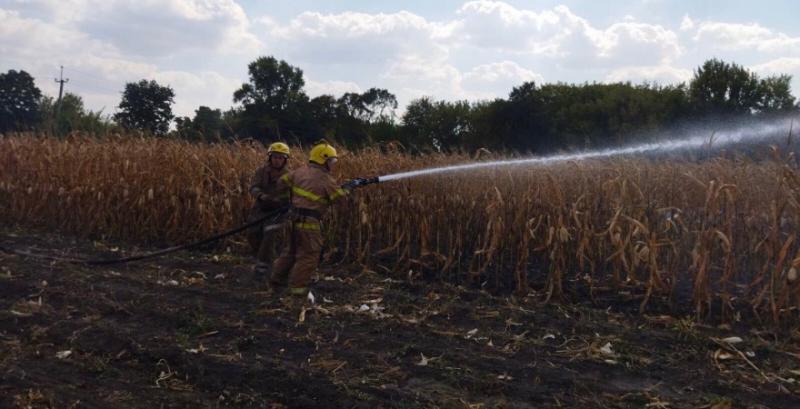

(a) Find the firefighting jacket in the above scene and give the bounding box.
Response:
[279,163,348,228]
[249,164,289,209]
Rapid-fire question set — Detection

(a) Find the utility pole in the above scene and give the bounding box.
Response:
[54,65,69,130]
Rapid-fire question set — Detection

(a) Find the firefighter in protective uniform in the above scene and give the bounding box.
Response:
[270,140,349,296]
[247,142,291,279]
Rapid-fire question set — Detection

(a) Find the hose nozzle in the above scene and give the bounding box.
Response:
[341,176,381,190]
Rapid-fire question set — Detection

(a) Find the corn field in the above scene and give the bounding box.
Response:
[2,133,800,325]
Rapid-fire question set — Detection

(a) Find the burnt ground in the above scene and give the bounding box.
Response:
[1,229,799,409]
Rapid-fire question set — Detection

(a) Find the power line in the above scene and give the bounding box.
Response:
[58,66,123,95]
[54,65,70,121]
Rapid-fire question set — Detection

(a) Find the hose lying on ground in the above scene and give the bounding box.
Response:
[0,208,289,266]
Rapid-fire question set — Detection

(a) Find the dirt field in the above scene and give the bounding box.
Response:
[1,229,799,408]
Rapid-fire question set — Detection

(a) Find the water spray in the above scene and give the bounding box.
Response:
[342,115,798,189]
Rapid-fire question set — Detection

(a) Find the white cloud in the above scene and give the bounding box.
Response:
[454,2,584,56]
[692,21,800,54]
[154,70,241,116]
[750,57,800,76]
[750,58,800,96]
[304,80,362,97]
[0,6,245,117]
[262,9,465,104]
[0,9,100,60]
[599,22,681,64]
[382,58,545,102]
[453,1,680,66]
[383,55,463,100]
[463,61,543,84]
[3,1,800,121]
[605,65,692,85]
[462,61,544,98]
[5,0,91,23]
[76,0,260,57]
[680,14,694,31]
[266,10,453,66]
[6,1,260,57]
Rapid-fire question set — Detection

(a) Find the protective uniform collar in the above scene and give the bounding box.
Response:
[308,162,330,173]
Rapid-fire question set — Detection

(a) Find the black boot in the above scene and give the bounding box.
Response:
[253,262,270,282]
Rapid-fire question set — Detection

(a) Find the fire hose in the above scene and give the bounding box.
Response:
[0,178,381,266]
[0,207,289,265]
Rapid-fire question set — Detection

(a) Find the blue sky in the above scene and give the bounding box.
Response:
[250,0,800,31]
[2,0,799,118]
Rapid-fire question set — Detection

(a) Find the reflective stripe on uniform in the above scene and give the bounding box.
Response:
[291,185,329,204]
[289,287,308,296]
[328,188,348,202]
[282,174,329,204]
[294,222,321,231]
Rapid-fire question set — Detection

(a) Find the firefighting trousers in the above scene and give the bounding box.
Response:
[247,225,277,263]
[247,208,280,263]
[270,223,323,292]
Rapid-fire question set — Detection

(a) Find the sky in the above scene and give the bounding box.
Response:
[2,0,800,118]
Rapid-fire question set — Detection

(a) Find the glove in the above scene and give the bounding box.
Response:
[341,178,367,191]
[257,193,281,210]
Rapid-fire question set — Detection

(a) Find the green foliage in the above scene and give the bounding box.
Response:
[232,56,313,143]
[39,92,114,135]
[465,99,511,151]
[0,69,42,133]
[114,79,175,135]
[228,57,401,148]
[402,97,472,152]
[689,59,761,116]
[234,56,306,111]
[689,58,795,117]
[327,88,399,148]
[2,57,796,151]
[535,82,690,149]
[175,106,224,141]
[758,75,796,112]
[420,81,691,153]
[309,95,338,131]
[338,87,398,123]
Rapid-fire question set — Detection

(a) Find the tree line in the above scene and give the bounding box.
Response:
[1,57,797,153]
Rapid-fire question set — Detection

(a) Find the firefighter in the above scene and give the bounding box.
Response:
[270,140,350,297]
[247,142,291,280]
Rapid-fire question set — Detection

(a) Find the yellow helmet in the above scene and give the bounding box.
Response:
[309,140,338,165]
[267,142,290,157]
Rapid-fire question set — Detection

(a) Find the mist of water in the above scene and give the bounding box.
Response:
[377,116,797,183]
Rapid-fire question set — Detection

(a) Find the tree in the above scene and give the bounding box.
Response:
[55,93,85,132]
[467,99,511,151]
[689,59,760,117]
[175,106,224,141]
[39,92,114,135]
[360,88,398,122]
[174,116,195,139]
[232,56,313,141]
[234,56,305,112]
[114,79,175,135]
[757,74,796,113]
[504,81,548,151]
[0,69,42,133]
[309,95,338,130]
[193,106,223,139]
[337,88,398,123]
[336,92,367,120]
[402,97,472,152]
